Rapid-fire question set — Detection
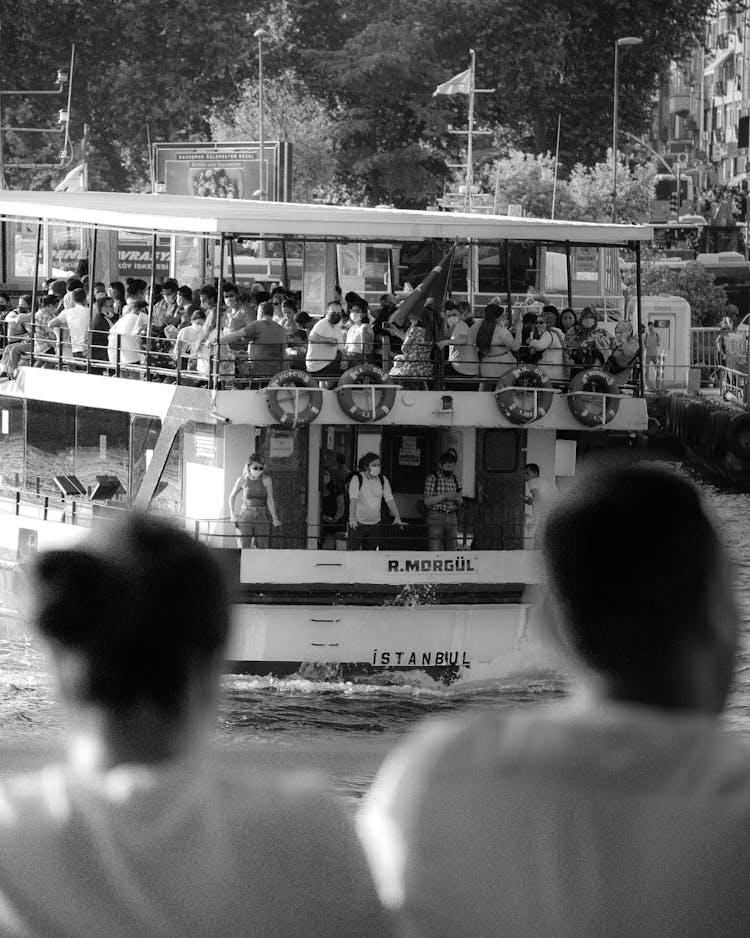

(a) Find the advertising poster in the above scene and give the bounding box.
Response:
[153,141,292,202]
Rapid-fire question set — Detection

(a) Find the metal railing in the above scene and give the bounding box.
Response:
[0,323,646,397]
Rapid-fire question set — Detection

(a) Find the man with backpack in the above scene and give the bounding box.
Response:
[348,453,405,551]
[422,449,463,550]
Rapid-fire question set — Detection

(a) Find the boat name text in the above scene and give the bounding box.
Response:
[387,556,478,574]
[372,650,469,667]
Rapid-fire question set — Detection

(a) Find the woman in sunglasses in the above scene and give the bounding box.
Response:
[228,453,281,548]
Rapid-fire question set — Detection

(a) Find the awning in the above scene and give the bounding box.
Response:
[704,48,733,75]
[0,191,655,244]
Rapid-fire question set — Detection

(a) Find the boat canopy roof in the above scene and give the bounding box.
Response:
[0,190,654,245]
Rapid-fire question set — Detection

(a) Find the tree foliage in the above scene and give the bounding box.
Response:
[0,0,716,204]
[476,149,655,223]
[622,260,737,326]
[209,71,338,203]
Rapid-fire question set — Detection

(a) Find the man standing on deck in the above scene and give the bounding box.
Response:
[359,464,750,937]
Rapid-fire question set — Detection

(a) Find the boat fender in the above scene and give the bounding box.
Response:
[266,370,323,427]
[494,366,554,425]
[726,412,750,460]
[567,368,620,427]
[335,364,396,423]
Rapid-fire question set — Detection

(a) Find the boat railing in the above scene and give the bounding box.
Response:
[2,324,647,397]
[191,514,528,551]
[718,365,748,406]
[0,486,532,552]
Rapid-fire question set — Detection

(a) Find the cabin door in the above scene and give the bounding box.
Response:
[473,429,525,550]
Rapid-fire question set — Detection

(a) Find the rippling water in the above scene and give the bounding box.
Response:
[0,459,748,805]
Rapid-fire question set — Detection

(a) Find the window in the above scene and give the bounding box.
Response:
[76,407,129,498]
[0,397,25,491]
[26,400,75,495]
[482,430,519,472]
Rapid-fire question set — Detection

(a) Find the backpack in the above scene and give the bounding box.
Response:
[417,471,461,517]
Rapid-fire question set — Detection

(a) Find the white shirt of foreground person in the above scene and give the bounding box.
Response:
[0,752,392,937]
[358,696,750,938]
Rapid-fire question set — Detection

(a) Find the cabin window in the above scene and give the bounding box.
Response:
[0,396,24,491]
[130,416,182,513]
[482,430,520,473]
[26,400,76,495]
[76,407,129,499]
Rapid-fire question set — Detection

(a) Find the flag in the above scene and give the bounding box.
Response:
[389,247,456,332]
[433,67,471,97]
[54,163,84,192]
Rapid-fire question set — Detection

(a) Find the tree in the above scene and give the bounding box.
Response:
[209,71,337,203]
[305,20,450,207]
[565,156,655,223]
[423,0,715,166]
[622,259,737,326]
[474,149,655,222]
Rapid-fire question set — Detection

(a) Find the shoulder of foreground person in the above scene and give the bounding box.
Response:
[0,763,396,938]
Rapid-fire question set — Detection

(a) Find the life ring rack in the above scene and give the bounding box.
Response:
[266,370,323,427]
[336,364,398,423]
[494,366,555,425]
[566,368,621,427]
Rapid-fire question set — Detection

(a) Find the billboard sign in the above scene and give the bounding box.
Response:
[153,141,292,202]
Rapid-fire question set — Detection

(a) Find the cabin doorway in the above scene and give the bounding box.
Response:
[473,429,525,549]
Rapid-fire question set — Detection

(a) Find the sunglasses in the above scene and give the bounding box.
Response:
[249,464,264,471]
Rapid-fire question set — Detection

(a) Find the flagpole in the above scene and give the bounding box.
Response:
[551,113,562,219]
[465,50,476,212]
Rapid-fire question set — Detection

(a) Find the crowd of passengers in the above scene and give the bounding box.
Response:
[0,275,641,389]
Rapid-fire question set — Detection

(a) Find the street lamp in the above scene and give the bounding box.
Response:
[612,36,643,222]
[253,27,271,200]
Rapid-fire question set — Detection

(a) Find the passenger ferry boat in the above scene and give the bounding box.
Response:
[0,192,652,682]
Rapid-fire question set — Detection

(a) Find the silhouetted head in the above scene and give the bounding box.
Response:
[541,464,738,713]
[25,514,229,717]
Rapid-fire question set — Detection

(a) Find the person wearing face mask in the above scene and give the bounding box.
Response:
[228,454,281,549]
[348,453,405,551]
[344,305,374,365]
[306,301,346,387]
[422,449,463,550]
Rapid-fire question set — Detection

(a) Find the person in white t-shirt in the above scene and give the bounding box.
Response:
[359,464,749,938]
[108,299,145,367]
[48,286,90,359]
[4,514,392,938]
[305,301,345,384]
[348,452,405,550]
[523,461,558,547]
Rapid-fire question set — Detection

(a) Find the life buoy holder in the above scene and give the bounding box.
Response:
[266,370,323,427]
[336,364,397,423]
[567,368,620,427]
[494,366,554,424]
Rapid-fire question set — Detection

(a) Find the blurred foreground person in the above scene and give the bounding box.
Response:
[3,514,391,938]
[359,465,749,938]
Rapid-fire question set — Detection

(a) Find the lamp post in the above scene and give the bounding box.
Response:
[253,28,271,200]
[612,36,643,222]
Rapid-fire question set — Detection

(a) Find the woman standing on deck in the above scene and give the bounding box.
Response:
[476,304,518,391]
[228,454,281,548]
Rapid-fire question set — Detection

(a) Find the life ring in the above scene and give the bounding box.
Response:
[266,370,323,427]
[726,412,750,460]
[494,366,554,425]
[335,364,396,422]
[567,368,620,426]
